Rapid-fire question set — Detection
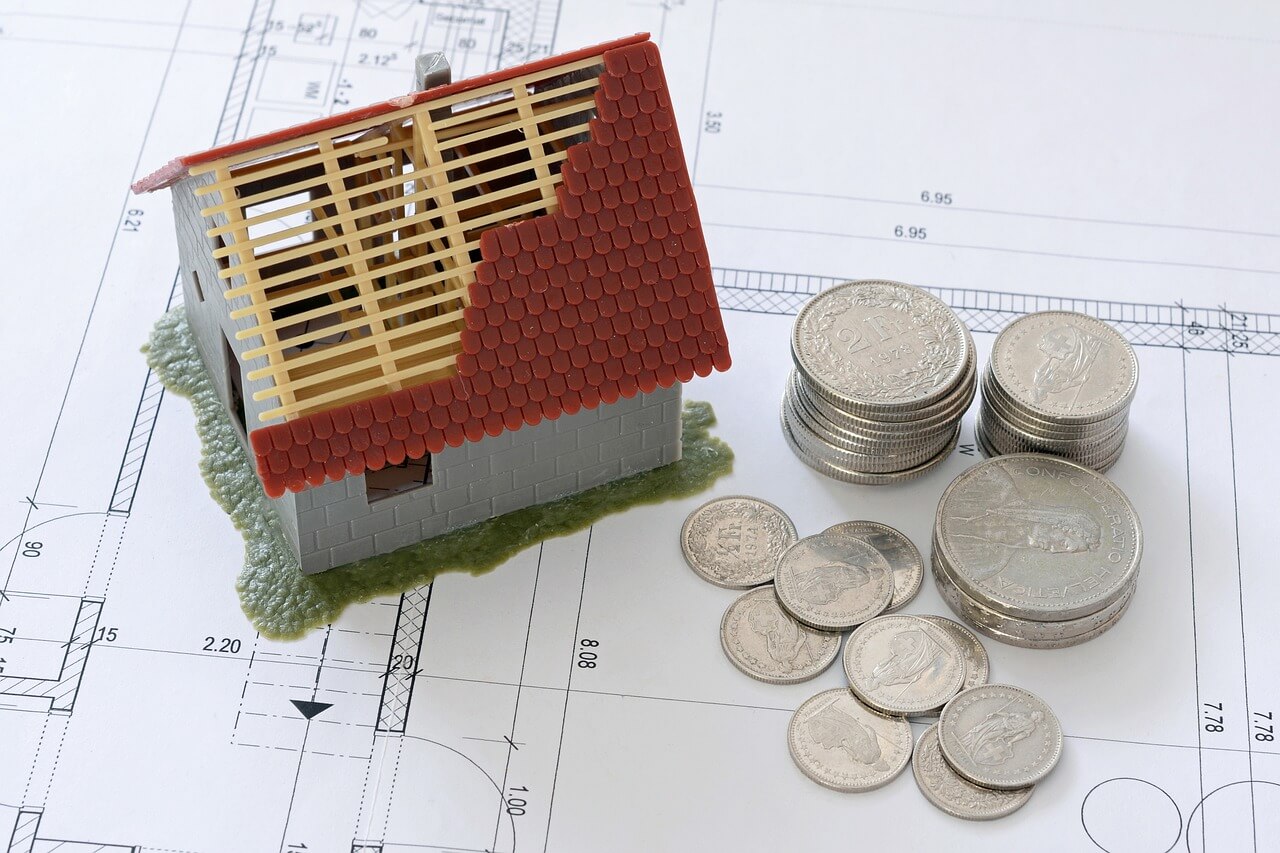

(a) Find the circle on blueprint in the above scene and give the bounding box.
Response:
[1080,777,1181,853]
[1184,780,1280,853]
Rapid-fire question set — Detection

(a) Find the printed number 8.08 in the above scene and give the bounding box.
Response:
[577,638,599,668]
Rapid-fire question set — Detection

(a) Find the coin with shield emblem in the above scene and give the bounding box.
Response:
[681,496,798,589]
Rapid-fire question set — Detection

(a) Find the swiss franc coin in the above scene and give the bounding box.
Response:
[844,612,962,712]
[774,533,894,630]
[844,615,966,716]
[934,454,1142,621]
[788,688,913,792]
[792,280,970,414]
[720,587,840,684]
[938,684,1063,790]
[824,520,924,612]
[920,615,989,695]
[913,723,1034,820]
[989,311,1138,425]
[681,496,798,589]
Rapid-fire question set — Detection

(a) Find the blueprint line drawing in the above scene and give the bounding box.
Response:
[2,1,1279,851]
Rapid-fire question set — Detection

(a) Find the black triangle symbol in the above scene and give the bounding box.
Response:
[290,699,333,720]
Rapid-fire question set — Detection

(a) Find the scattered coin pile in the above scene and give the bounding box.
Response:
[782,280,976,484]
[978,311,1138,472]
[932,453,1144,648]
[680,495,1064,819]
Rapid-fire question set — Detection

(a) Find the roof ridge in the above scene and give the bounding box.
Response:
[132,33,650,193]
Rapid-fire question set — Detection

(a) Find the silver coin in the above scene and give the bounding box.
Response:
[973,420,1127,476]
[979,404,1128,452]
[681,496,798,589]
[934,454,1142,621]
[785,403,959,473]
[774,533,895,631]
[980,366,1130,439]
[919,615,989,694]
[782,404,962,484]
[933,554,1137,648]
[844,615,966,716]
[823,521,924,612]
[792,281,971,415]
[720,586,841,684]
[789,377,963,452]
[988,311,1138,425]
[793,328,977,428]
[971,591,1134,649]
[938,684,1063,790]
[975,416,1129,473]
[793,347,976,431]
[913,723,1034,820]
[788,688,914,792]
[977,409,1128,458]
[932,546,1137,642]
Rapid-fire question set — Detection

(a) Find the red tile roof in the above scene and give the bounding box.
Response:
[241,37,729,497]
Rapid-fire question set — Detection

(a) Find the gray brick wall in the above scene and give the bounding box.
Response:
[173,172,288,450]
[282,383,683,574]
[170,175,685,577]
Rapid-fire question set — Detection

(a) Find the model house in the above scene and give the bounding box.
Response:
[134,34,731,574]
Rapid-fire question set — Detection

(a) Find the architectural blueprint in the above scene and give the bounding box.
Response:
[1,1,1278,851]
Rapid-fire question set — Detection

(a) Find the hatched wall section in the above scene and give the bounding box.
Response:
[287,384,681,574]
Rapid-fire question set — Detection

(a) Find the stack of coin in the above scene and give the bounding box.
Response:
[782,280,976,484]
[932,454,1143,648]
[915,684,1061,818]
[978,311,1138,472]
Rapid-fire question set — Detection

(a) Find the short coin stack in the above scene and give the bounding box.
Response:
[917,684,1062,818]
[978,311,1138,472]
[783,280,976,484]
[932,454,1144,648]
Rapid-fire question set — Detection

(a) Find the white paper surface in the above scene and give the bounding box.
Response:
[2,1,1278,851]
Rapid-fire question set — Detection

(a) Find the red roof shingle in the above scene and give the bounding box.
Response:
[242,37,729,498]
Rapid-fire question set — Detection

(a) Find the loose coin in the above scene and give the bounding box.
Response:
[938,684,1063,790]
[844,615,966,716]
[774,533,895,630]
[919,615,989,695]
[788,688,914,792]
[933,454,1142,622]
[720,586,841,684]
[823,520,925,612]
[681,496,798,589]
[913,723,1034,820]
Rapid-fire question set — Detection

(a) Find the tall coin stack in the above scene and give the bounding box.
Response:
[783,281,976,484]
[931,454,1143,648]
[978,311,1138,472]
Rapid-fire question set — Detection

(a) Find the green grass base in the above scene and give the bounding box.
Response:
[144,307,734,638]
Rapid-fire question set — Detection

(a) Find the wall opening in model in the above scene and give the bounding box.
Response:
[366,455,434,502]
[225,333,247,435]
